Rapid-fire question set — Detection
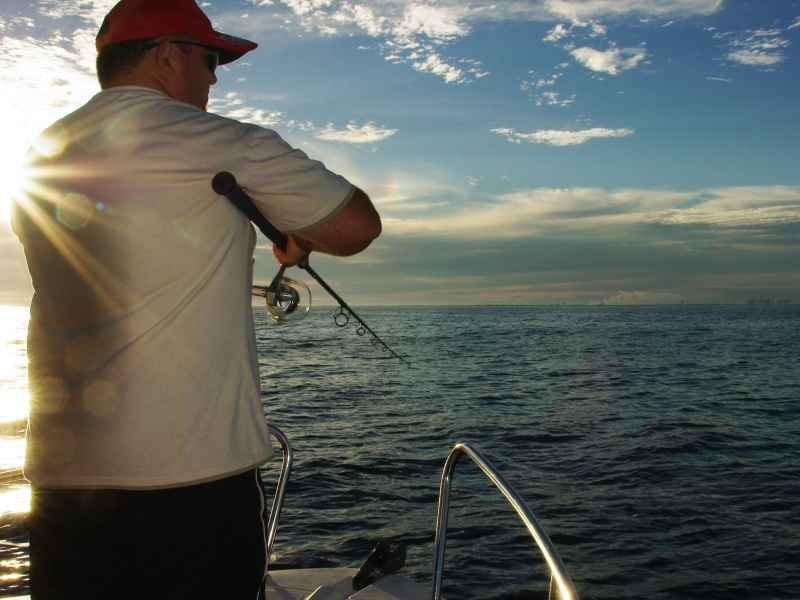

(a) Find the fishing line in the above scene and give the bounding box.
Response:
[212,172,411,368]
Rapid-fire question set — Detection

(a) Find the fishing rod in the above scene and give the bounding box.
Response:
[212,172,411,368]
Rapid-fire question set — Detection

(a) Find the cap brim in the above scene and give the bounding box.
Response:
[198,31,258,65]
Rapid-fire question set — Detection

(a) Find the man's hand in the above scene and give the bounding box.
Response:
[272,234,311,267]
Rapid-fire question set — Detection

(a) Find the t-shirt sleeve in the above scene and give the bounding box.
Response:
[238,125,354,233]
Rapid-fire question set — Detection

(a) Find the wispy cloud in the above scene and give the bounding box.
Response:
[543,0,724,20]
[722,28,792,68]
[542,17,650,78]
[645,186,800,227]
[209,92,396,144]
[241,1,489,84]
[378,4,490,84]
[1,14,102,203]
[394,4,470,39]
[399,48,478,84]
[534,90,576,107]
[570,45,647,74]
[492,127,635,146]
[520,67,576,106]
[24,0,113,21]
[243,0,723,86]
[210,93,287,127]
[386,185,800,239]
[315,122,398,143]
[237,0,762,87]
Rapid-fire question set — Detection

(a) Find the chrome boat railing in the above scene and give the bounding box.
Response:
[265,424,293,573]
[263,426,578,599]
[432,443,579,600]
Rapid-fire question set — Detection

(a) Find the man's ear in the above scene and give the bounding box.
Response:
[154,41,178,75]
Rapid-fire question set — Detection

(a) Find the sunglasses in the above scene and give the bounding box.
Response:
[144,40,220,73]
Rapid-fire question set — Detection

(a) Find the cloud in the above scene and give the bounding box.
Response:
[282,0,336,17]
[243,1,488,84]
[315,122,398,143]
[238,0,729,84]
[520,68,576,106]
[536,90,576,107]
[244,0,751,87]
[26,0,114,21]
[645,186,800,227]
[570,45,647,74]
[541,17,648,81]
[385,185,800,239]
[379,4,490,84]
[650,204,800,227]
[492,127,635,146]
[544,23,571,42]
[1,15,103,207]
[210,93,286,127]
[209,92,397,144]
[723,28,792,68]
[394,4,470,39]
[543,0,724,20]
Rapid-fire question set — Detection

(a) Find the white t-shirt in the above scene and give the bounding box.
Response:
[14,87,354,489]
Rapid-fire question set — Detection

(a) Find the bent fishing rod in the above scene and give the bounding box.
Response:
[212,172,410,368]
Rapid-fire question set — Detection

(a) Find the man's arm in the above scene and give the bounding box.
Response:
[273,187,381,266]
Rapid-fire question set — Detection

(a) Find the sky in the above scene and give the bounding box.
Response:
[1,0,799,306]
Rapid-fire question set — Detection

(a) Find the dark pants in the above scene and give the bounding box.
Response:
[29,469,268,600]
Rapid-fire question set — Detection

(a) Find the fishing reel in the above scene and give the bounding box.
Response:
[252,265,311,323]
[215,171,409,365]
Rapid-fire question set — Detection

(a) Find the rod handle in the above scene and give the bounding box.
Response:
[212,171,287,251]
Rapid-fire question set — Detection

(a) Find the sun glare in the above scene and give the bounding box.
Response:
[1,132,31,225]
[0,179,18,226]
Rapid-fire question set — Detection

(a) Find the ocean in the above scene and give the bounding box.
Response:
[1,304,799,599]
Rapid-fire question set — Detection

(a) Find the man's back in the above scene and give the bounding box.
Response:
[14,86,352,489]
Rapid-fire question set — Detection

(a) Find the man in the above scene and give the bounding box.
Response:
[12,0,381,597]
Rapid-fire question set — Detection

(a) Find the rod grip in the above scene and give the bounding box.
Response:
[212,171,288,251]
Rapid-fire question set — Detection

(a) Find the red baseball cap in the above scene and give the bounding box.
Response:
[96,0,258,65]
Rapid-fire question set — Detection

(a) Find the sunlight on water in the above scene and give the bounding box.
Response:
[0,484,29,516]
[0,438,24,473]
[0,306,30,516]
[0,434,28,515]
[0,306,29,424]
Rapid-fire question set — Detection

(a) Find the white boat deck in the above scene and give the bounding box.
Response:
[266,567,429,600]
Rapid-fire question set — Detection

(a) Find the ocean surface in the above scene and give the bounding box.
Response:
[1,304,798,599]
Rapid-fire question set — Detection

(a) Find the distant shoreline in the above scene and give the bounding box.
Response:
[1,301,794,309]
